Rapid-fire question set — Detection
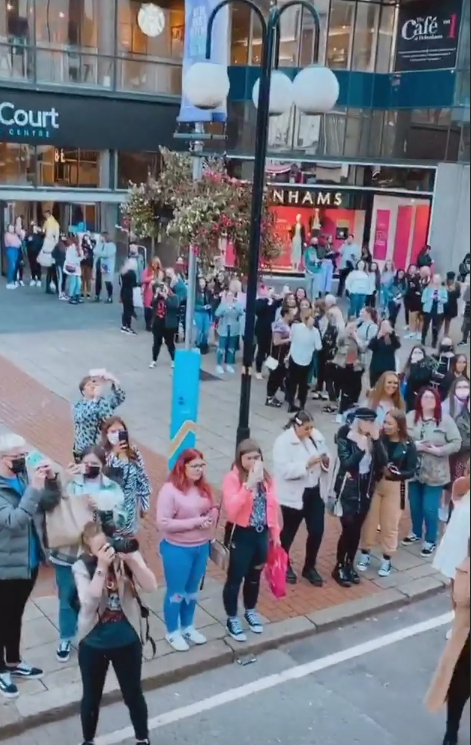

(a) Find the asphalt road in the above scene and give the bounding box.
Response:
[6,594,469,745]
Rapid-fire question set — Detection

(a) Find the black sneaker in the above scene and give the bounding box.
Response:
[402,534,421,546]
[347,563,361,585]
[56,641,71,663]
[421,542,437,558]
[121,326,130,334]
[265,397,282,408]
[9,662,44,680]
[302,567,324,587]
[332,564,351,588]
[106,297,113,304]
[226,617,247,643]
[0,672,19,699]
[286,563,298,585]
[442,734,458,745]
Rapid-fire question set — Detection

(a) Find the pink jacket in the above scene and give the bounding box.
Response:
[142,267,156,308]
[222,467,281,541]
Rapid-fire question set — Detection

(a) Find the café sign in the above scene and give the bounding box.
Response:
[270,189,343,208]
[0,102,59,140]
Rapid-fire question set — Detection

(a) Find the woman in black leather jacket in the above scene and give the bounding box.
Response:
[357,410,417,578]
[332,408,388,588]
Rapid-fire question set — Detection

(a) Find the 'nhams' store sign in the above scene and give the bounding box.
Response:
[395,0,462,72]
[270,189,344,207]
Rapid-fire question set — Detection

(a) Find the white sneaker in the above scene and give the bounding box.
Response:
[415,333,422,341]
[216,365,225,375]
[6,283,16,290]
[165,632,190,652]
[226,365,235,374]
[149,361,157,369]
[357,553,371,572]
[335,414,343,424]
[255,372,263,380]
[18,280,24,287]
[36,280,42,288]
[403,325,409,331]
[439,506,449,523]
[378,558,392,578]
[29,279,36,287]
[182,627,207,646]
[406,332,416,339]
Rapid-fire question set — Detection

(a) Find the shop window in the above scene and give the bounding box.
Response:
[117,151,162,188]
[375,5,396,74]
[0,0,34,80]
[117,57,181,95]
[35,0,116,55]
[457,121,470,162]
[117,0,184,62]
[0,141,35,184]
[36,147,99,187]
[351,3,378,72]
[299,0,329,67]
[327,0,354,69]
[231,3,250,65]
[252,0,299,66]
[343,108,373,157]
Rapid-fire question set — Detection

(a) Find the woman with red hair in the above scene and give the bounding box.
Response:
[156,449,218,653]
[404,388,461,558]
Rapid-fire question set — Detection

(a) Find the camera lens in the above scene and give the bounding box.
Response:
[110,537,139,555]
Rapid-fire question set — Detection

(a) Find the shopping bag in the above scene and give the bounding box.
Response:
[264,355,279,371]
[46,494,92,549]
[133,286,144,309]
[326,494,343,518]
[264,543,288,599]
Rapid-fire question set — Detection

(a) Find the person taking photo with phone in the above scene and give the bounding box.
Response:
[222,440,281,642]
[357,410,417,578]
[101,417,152,537]
[0,435,61,699]
[149,280,180,368]
[74,521,157,745]
[273,411,330,587]
[73,370,126,462]
[49,446,125,664]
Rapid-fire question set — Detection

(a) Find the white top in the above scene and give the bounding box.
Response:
[273,427,330,510]
[64,246,82,275]
[290,323,322,366]
[433,493,470,579]
[345,270,371,296]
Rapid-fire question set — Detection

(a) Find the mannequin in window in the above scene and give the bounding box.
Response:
[289,214,306,272]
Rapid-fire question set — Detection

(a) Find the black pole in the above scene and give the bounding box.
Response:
[204,0,322,446]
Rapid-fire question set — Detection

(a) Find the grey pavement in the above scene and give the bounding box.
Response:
[3,595,467,745]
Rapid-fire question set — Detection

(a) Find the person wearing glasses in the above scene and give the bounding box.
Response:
[156,449,218,652]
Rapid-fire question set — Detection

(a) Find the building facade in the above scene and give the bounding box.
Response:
[0,0,469,271]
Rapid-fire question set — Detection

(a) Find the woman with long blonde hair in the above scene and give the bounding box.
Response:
[368,371,405,425]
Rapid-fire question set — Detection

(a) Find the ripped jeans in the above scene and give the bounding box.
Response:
[160,540,210,634]
[223,526,269,619]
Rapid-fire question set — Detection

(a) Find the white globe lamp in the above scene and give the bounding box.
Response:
[183,62,230,110]
[292,66,340,115]
[252,70,294,116]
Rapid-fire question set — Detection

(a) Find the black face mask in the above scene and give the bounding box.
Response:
[85,465,101,479]
[10,457,26,475]
[441,345,453,353]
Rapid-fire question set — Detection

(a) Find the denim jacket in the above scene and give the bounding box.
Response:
[422,286,448,314]
[215,302,244,337]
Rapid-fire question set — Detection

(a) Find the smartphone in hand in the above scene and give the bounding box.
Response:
[26,451,46,470]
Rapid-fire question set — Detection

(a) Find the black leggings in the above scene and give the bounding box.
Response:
[0,571,38,672]
[27,248,42,281]
[337,508,370,564]
[152,323,176,362]
[286,359,310,409]
[78,639,148,743]
[280,486,325,570]
[255,332,272,374]
[121,296,135,329]
[266,344,289,398]
[223,526,269,618]
[338,365,363,414]
[422,312,444,347]
[447,634,470,738]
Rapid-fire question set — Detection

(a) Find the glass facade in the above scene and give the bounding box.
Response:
[0,0,468,165]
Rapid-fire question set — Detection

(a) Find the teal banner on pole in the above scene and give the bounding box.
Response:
[169,349,201,469]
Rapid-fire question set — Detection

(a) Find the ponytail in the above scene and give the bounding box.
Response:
[283,410,314,430]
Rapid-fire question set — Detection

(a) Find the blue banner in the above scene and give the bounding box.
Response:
[178,0,229,123]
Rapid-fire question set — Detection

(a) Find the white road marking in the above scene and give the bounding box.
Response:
[95,611,452,745]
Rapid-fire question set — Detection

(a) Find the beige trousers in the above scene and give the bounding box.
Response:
[408,310,420,332]
[361,478,403,556]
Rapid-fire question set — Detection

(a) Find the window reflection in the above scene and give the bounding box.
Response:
[0,0,33,79]
[0,141,35,184]
[231,4,250,65]
[35,0,116,55]
[117,0,184,61]
[252,0,300,66]
[37,147,99,187]
[117,151,161,188]
[351,4,378,71]
[328,0,354,69]
[299,0,329,67]
[376,6,396,74]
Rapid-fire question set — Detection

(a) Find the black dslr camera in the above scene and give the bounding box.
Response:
[98,511,139,555]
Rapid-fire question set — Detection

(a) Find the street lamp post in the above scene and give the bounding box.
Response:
[183,0,339,444]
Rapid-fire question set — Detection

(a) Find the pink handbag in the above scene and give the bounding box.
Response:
[264,543,288,599]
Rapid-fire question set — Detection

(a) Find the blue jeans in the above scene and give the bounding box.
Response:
[54,564,78,642]
[217,335,238,366]
[408,481,443,544]
[160,540,210,634]
[6,247,20,284]
[195,311,211,348]
[68,274,82,298]
[349,294,367,318]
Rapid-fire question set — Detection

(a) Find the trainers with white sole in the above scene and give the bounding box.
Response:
[182,627,207,646]
[402,534,421,547]
[226,617,247,642]
[0,673,19,699]
[216,365,225,375]
[378,558,392,578]
[165,632,190,652]
[244,610,263,635]
[357,553,371,572]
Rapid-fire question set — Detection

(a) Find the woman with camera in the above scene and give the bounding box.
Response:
[222,440,281,642]
[102,417,152,537]
[74,521,156,745]
[149,280,180,368]
[156,449,218,652]
[49,446,125,664]
[73,370,126,462]
[357,410,417,578]
[273,411,330,587]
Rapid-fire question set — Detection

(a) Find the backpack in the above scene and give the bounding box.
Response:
[70,555,156,657]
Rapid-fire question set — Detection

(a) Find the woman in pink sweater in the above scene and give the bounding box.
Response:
[156,448,218,652]
[222,439,281,643]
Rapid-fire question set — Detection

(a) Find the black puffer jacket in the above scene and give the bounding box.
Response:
[334,425,388,516]
[403,358,436,412]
